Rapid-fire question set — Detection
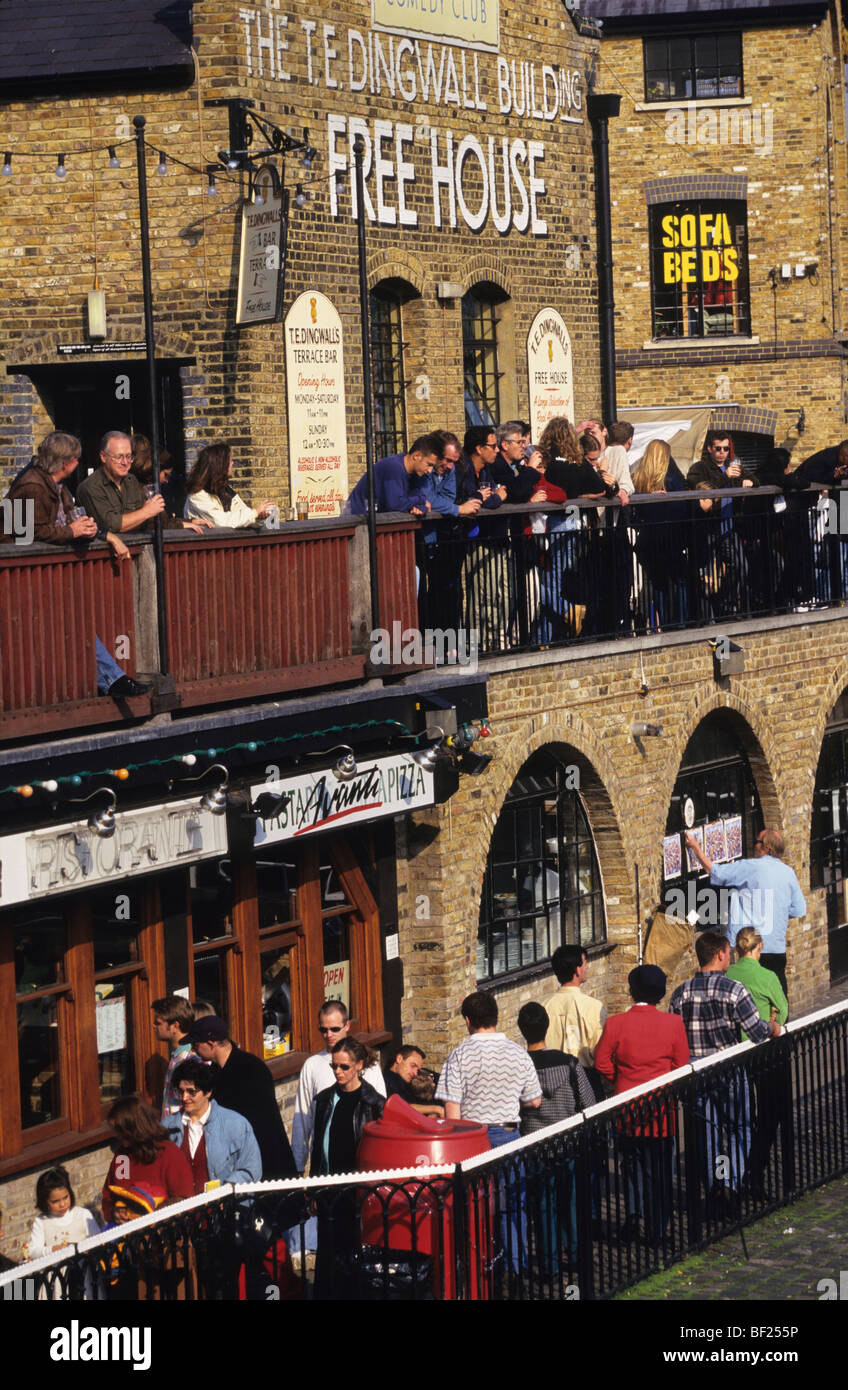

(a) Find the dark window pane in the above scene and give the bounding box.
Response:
[261,943,293,1055]
[319,862,351,912]
[18,991,62,1130]
[257,852,298,931]
[193,949,227,1019]
[90,885,141,971]
[15,913,64,991]
[323,913,351,967]
[462,286,502,429]
[370,288,407,459]
[190,860,233,943]
[161,872,191,998]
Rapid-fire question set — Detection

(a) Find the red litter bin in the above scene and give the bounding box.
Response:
[357,1095,491,1300]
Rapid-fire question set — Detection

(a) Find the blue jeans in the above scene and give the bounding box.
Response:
[696,1070,751,1195]
[487,1126,526,1276]
[96,637,126,694]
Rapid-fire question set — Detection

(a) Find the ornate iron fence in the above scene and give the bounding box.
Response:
[3,1001,845,1303]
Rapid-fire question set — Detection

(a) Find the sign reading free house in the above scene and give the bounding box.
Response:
[372,0,500,51]
[251,753,435,845]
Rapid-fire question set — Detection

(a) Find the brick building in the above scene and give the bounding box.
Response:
[582,0,848,467]
[0,0,604,506]
[2,0,848,1272]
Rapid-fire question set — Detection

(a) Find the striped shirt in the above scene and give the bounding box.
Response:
[436,1032,542,1125]
[669,971,770,1059]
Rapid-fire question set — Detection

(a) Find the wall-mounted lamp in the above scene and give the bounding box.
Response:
[87,789,117,838]
[181,762,230,814]
[250,791,291,820]
[87,289,107,341]
[632,722,663,738]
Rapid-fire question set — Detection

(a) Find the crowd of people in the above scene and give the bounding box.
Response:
[2,420,845,684]
[341,417,847,650]
[0,817,806,1288]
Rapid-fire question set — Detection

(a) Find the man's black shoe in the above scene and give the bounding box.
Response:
[108,675,153,698]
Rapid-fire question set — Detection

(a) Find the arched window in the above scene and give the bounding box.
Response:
[811,691,848,983]
[462,282,508,428]
[370,280,410,459]
[662,714,762,924]
[477,749,606,983]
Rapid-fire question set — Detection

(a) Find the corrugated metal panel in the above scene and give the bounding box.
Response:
[164,531,354,683]
[0,550,119,711]
[376,525,419,634]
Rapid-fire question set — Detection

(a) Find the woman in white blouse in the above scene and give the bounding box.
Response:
[184,442,275,529]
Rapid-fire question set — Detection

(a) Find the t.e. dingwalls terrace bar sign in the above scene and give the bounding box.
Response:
[251,753,434,845]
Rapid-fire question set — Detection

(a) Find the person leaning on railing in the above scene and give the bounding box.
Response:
[594,965,690,1244]
[184,441,276,529]
[1,431,151,698]
[629,440,691,633]
[669,930,779,1217]
[727,928,793,1201]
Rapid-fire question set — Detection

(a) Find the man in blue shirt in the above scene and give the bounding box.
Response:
[685,827,805,997]
[343,433,443,515]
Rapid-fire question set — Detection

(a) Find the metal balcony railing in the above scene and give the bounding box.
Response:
[4,999,845,1302]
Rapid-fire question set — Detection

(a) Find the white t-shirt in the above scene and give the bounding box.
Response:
[28,1205,100,1258]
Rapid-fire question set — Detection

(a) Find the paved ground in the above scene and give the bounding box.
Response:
[614,1176,848,1300]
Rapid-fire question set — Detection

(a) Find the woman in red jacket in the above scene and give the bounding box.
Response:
[102,1096,195,1222]
[594,965,689,1245]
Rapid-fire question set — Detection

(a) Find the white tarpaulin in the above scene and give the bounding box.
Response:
[621,404,718,473]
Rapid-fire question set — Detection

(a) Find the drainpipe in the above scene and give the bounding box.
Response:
[588,94,622,423]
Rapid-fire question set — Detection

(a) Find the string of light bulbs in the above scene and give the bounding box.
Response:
[0,718,417,800]
[1,717,494,801]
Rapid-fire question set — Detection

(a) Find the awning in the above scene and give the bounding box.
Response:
[623,404,718,474]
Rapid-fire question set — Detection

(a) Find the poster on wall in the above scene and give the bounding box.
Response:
[285,290,348,517]
[527,307,574,440]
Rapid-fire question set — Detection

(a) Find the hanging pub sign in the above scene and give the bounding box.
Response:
[285,289,348,517]
[527,306,574,438]
[251,753,435,846]
[236,164,288,325]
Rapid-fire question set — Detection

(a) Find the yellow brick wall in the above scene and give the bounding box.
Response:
[0,0,604,502]
[600,14,848,456]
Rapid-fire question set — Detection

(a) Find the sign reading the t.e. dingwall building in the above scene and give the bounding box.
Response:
[285,290,348,517]
[527,306,574,437]
[372,0,499,51]
[236,166,287,325]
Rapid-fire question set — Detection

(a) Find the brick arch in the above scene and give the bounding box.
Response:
[469,718,636,953]
[4,327,196,365]
[809,657,848,775]
[366,255,427,297]
[660,684,784,829]
[459,254,513,299]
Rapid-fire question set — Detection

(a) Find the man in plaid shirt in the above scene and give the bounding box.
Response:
[670,931,781,1208]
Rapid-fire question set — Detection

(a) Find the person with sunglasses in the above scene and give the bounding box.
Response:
[310,1037,385,1297]
[290,1001,386,1175]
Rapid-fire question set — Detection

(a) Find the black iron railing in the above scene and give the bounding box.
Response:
[3,1000,846,1302]
[418,485,839,657]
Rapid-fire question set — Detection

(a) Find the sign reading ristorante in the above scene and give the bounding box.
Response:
[251,753,434,845]
[0,798,229,906]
